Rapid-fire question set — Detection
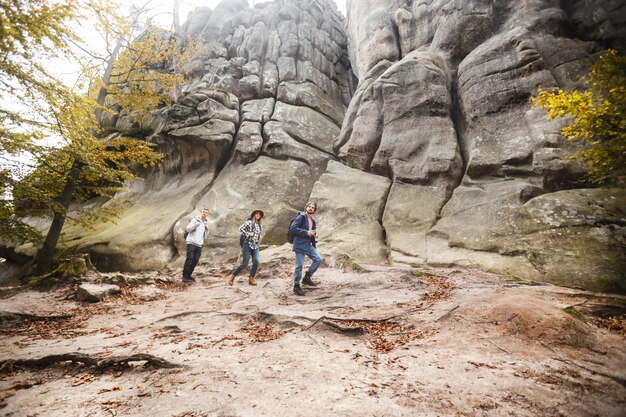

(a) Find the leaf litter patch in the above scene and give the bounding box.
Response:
[0,284,167,340]
[324,319,428,353]
[416,272,454,301]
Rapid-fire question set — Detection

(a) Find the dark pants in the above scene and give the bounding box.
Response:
[183,244,202,280]
[233,244,260,277]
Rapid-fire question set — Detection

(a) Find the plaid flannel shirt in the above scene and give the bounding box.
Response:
[240,220,262,249]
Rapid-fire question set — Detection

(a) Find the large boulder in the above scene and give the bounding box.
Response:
[336,49,462,184]
[383,183,451,261]
[457,29,594,187]
[192,156,324,263]
[310,161,391,262]
[335,48,462,263]
[430,186,626,292]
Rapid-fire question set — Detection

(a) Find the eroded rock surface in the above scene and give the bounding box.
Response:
[336,0,625,292]
[57,0,625,292]
[65,0,352,271]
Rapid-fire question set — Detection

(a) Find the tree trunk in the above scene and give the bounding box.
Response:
[35,36,123,274]
[172,0,180,33]
[95,38,123,124]
[35,11,147,274]
[34,161,83,275]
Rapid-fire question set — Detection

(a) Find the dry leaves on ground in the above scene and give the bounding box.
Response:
[156,281,188,292]
[1,284,171,341]
[589,315,626,336]
[420,276,454,301]
[238,317,285,343]
[0,313,90,340]
[117,286,148,304]
[326,319,427,353]
[72,373,96,386]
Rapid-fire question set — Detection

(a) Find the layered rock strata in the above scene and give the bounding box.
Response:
[335,0,625,292]
[66,0,352,269]
[58,0,625,292]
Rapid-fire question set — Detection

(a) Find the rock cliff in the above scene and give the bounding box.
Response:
[61,0,624,292]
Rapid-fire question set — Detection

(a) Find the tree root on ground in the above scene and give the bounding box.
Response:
[554,357,626,387]
[435,305,459,322]
[0,311,74,326]
[303,304,432,332]
[152,310,226,324]
[0,352,181,373]
[321,320,365,334]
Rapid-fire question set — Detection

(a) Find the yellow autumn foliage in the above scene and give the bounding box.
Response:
[0,0,195,247]
[533,49,626,184]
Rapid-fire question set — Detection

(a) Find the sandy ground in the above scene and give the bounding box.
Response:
[0,253,625,417]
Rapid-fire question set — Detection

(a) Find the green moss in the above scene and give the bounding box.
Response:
[25,254,94,290]
[503,275,522,282]
[335,254,368,273]
[411,270,436,278]
[26,275,67,290]
[563,306,585,321]
[503,275,542,286]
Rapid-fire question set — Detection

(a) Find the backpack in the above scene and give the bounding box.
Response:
[183,218,191,239]
[287,213,304,244]
[183,216,199,240]
[239,219,253,247]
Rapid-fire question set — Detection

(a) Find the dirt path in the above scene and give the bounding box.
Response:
[1,257,625,417]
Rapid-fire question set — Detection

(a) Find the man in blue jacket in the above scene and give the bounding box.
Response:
[290,202,323,296]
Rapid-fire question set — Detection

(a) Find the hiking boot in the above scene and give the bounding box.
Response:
[227,273,235,286]
[248,276,257,286]
[302,271,318,286]
[293,284,305,296]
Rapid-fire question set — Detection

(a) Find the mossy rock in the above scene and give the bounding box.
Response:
[563,306,586,321]
[411,269,437,278]
[332,254,369,273]
[27,254,95,289]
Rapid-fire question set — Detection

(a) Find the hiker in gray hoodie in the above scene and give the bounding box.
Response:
[182,208,209,283]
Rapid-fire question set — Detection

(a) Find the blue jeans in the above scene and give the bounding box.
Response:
[183,244,202,279]
[293,245,323,284]
[233,244,260,277]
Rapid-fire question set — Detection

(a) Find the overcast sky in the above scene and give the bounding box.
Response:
[160,0,346,26]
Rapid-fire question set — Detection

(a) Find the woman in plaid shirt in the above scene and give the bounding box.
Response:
[228,209,264,286]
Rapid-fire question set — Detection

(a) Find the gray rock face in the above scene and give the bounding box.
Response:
[431,187,626,292]
[310,161,391,262]
[336,0,625,292]
[62,0,625,293]
[65,0,352,272]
